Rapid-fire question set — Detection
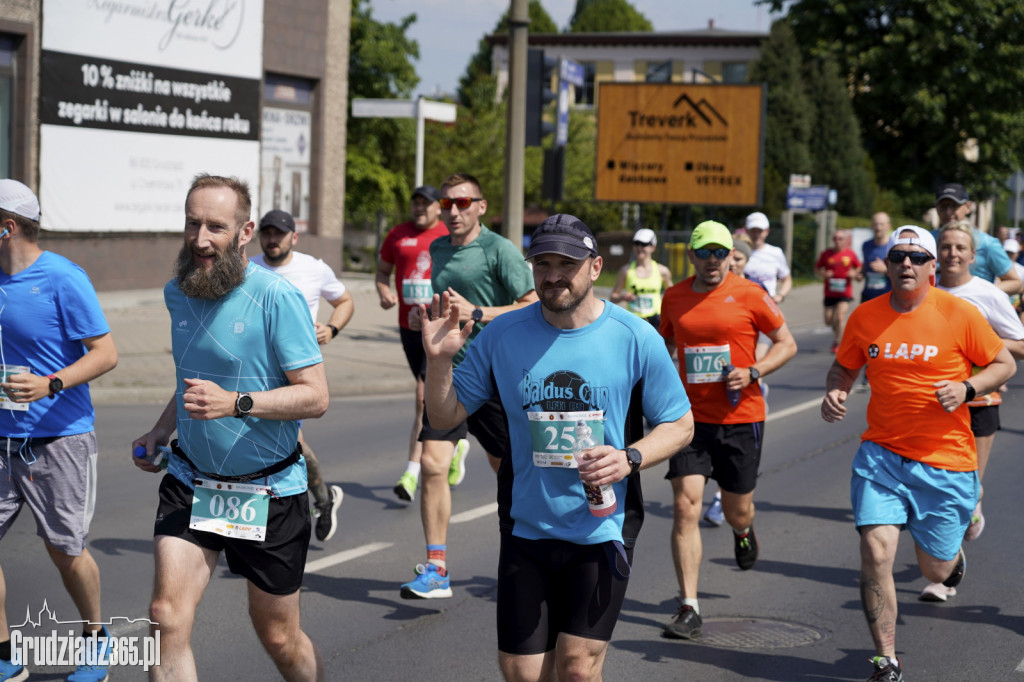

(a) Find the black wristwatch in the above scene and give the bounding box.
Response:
[748,367,761,382]
[235,392,254,418]
[47,374,63,397]
[963,381,976,402]
[471,307,484,323]
[328,324,340,338]
[625,447,643,476]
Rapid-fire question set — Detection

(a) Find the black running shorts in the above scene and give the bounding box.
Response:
[466,397,512,459]
[154,474,311,595]
[969,404,999,438]
[665,421,764,495]
[496,533,631,654]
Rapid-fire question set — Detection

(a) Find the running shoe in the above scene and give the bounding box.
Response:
[400,563,452,599]
[314,485,344,542]
[663,600,702,639]
[393,471,418,502]
[964,501,985,542]
[0,658,28,682]
[734,527,759,570]
[942,547,966,588]
[918,582,956,602]
[67,625,112,682]
[703,492,724,526]
[448,438,470,487]
[867,655,903,681]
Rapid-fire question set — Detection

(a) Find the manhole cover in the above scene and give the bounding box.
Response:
[699,618,830,649]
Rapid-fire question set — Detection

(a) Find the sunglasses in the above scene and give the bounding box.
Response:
[887,250,934,265]
[693,247,732,260]
[633,241,653,247]
[439,197,483,210]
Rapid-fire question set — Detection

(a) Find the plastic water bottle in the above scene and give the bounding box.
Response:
[573,420,617,517]
[134,444,170,469]
[722,363,741,407]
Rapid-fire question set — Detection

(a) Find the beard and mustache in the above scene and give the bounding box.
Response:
[174,232,247,300]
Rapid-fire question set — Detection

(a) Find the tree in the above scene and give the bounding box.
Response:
[569,0,653,33]
[763,0,1024,207]
[749,20,813,216]
[346,0,420,221]
[458,0,557,108]
[804,54,875,216]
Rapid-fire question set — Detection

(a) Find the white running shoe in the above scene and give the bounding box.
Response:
[919,582,956,602]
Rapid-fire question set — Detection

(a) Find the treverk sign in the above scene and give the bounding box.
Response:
[595,83,764,206]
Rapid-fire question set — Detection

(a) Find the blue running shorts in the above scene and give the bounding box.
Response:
[850,440,977,561]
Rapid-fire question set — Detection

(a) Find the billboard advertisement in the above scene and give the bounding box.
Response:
[595,83,765,206]
[39,0,264,231]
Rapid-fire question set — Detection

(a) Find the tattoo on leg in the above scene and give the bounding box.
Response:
[860,575,884,624]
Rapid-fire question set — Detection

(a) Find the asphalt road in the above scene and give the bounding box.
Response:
[5,323,1024,681]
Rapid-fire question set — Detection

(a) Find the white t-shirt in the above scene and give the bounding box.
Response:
[744,244,791,298]
[250,251,347,321]
[939,276,1024,339]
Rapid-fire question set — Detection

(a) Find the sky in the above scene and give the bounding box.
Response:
[368,0,779,97]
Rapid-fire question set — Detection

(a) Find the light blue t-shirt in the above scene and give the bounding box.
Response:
[164,263,323,496]
[454,301,691,547]
[0,251,109,437]
[971,229,1013,282]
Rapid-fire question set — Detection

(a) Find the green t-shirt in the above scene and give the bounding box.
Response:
[430,225,535,365]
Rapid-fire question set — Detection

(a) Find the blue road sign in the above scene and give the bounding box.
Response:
[561,59,585,87]
[787,185,829,211]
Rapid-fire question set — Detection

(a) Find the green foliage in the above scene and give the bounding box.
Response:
[548,110,622,231]
[458,1,558,109]
[422,78,527,221]
[762,0,1024,211]
[569,0,654,32]
[804,54,874,215]
[749,21,813,216]
[346,0,421,221]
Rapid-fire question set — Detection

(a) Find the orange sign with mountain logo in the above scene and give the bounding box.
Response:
[595,83,764,206]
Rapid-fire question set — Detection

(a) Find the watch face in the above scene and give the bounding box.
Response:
[626,448,642,469]
[749,368,760,381]
[50,377,64,393]
[238,394,254,412]
[472,308,483,322]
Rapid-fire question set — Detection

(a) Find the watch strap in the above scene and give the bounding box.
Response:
[328,324,340,338]
[963,381,976,402]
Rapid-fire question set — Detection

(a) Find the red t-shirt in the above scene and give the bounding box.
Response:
[816,247,861,299]
[379,220,449,329]
[659,273,786,424]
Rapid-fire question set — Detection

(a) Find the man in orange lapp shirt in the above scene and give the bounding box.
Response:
[658,220,797,640]
[821,226,1015,682]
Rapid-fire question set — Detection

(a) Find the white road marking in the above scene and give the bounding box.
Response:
[766,396,826,422]
[305,541,393,573]
[451,502,498,524]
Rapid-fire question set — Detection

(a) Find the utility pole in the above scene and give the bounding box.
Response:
[503,0,528,251]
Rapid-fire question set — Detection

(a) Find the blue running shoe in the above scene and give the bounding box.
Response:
[400,563,452,599]
[67,625,111,682]
[703,492,724,526]
[0,657,28,682]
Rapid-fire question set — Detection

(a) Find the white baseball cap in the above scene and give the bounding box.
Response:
[745,212,769,230]
[0,179,40,221]
[633,228,657,246]
[887,225,937,259]
[1004,238,1020,254]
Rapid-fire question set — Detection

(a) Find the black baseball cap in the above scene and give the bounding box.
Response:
[935,183,969,205]
[260,209,296,232]
[526,214,598,260]
[412,185,440,203]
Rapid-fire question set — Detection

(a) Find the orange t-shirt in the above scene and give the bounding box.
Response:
[660,273,785,424]
[837,288,1004,471]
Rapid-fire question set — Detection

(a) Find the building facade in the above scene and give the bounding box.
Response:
[0,0,350,290]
